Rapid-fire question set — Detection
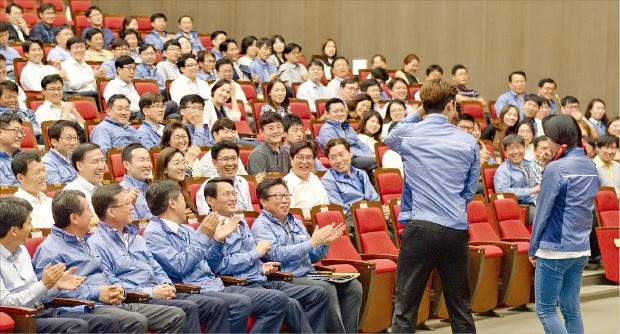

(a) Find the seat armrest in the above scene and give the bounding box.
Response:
[267,271,294,282]
[0,306,38,315]
[320,259,376,270]
[360,253,399,262]
[173,283,201,294]
[218,275,247,286]
[469,240,518,249]
[238,133,256,139]
[45,298,95,308]
[501,238,530,242]
[124,292,150,303]
[313,264,336,272]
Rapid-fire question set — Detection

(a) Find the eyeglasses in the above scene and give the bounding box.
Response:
[294,155,314,162]
[171,135,189,141]
[147,103,165,109]
[88,13,102,18]
[45,87,63,93]
[169,160,188,168]
[184,63,199,68]
[0,127,25,136]
[215,156,237,163]
[219,191,238,199]
[458,125,474,132]
[60,135,79,142]
[110,200,133,209]
[267,193,292,201]
[182,105,202,111]
[122,66,136,71]
[288,51,301,55]
[41,11,56,16]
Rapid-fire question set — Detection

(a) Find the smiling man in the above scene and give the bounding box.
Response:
[119,143,153,220]
[11,151,54,228]
[62,143,106,222]
[494,70,527,116]
[593,134,620,199]
[247,112,291,174]
[0,113,24,186]
[0,80,40,138]
[173,15,204,53]
[537,78,557,116]
[170,54,211,104]
[42,120,80,184]
[29,3,58,44]
[80,6,114,48]
[90,94,144,154]
[198,118,248,178]
[103,56,141,119]
[137,93,166,149]
[35,75,85,127]
[20,38,65,91]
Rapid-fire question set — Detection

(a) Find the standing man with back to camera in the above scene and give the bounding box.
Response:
[385,78,479,333]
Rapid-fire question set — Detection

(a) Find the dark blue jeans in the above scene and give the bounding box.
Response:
[535,256,589,334]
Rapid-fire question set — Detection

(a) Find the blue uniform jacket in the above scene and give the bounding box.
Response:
[251,211,328,277]
[90,118,144,155]
[215,218,266,284]
[529,148,601,256]
[321,166,379,213]
[494,160,538,205]
[316,119,373,158]
[42,149,78,184]
[119,175,152,220]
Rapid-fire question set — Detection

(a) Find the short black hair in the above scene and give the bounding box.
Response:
[283,114,303,132]
[110,38,129,50]
[41,74,63,90]
[256,37,271,49]
[258,111,283,130]
[289,140,316,159]
[361,79,380,93]
[307,59,324,70]
[92,184,124,219]
[52,190,86,229]
[138,92,164,111]
[146,180,183,216]
[115,56,135,71]
[340,78,358,89]
[107,94,130,109]
[456,113,475,126]
[525,94,543,107]
[211,118,236,136]
[502,134,526,150]
[22,38,44,54]
[163,40,181,52]
[71,143,101,169]
[387,77,408,90]
[533,135,549,150]
[325,98,345,113]
[49,120,80,142]
[11,150,41,178]
[177,15,192,24]
[84,6,101,18]
[121,142,147,163]
[215,57,233,72]
[176,53,197,70]
[509,71,526,82]
[240,35,258,54]
[0,197,32,238]
[150,13,167,23]
[370,67,389,82]
[597,134,619,149]
[283,43,301,57]
[426,64,443,76]
[84,28,103,41]
[543,114,582,149]
[203,177,234,202]
[256,177,288,208]
[179,94,205,109]
[211,140,239,159]
[210,30,227,41]
[5,3,24,15]
[66,36,86,50]
[0,22,8,34]
[538,78,556,89]
[451,64,467,76]
[0,113,22,127]
[560,95,579,107]
[139,43,156,54]
[0,80,19,96]
[219,38,237,53]
[55,24,73,37]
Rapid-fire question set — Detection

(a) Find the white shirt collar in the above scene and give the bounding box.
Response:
[14,187,47,203]
[161,217,180,233]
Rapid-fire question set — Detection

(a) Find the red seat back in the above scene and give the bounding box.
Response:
[492,198,521,222]
[70,0,91,13]
[482,165,497,200]
[20,123,36,149]
[374,169,403,205]
[14,0,37,10]
[26,236,46,258]
[467,200,500,242]
[353,203,398,255]
[314,209,362,261]
[595,188,620,227]
[238,82,256,101]
[133,80,160,96]
[408,85,421,99]
[103,15,124,30]
[198,34,212,49]
[67,96,100,120]
[375,143,389,167]
[460,101,485,119]
[595,227,619,283]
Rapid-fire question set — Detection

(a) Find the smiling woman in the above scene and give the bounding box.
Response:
[154,146,198,215]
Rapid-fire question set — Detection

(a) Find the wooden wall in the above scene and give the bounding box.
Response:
[95,0,619,116]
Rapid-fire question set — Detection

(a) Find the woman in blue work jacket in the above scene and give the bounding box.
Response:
[529,114,601,334]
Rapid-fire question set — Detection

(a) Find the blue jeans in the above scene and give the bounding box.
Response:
[535,256,588,334]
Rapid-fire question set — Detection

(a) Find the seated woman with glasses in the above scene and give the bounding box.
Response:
[153,147,198,216]
[161,121,203,178]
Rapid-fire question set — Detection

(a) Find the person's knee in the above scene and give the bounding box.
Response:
[71,319,90,333]
[171,308,187,327]
[230,294,252,316]
[129,313,149,333]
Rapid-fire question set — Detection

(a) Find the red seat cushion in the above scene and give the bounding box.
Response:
[369,258,397,274]
[596,227,619,283]
[468,222,500,242]
[479,244,503,258]
[514,242,529,254]
[0,312,14,333]
[320,263,358,274]
[498,220,530,239]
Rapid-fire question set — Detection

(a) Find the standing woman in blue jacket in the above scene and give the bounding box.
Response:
[529,114,601,334]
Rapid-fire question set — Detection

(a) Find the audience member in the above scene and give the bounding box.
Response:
[521,94,543,136]
[178,94,215,147]
[561,96,597,141]
[316,98,377,174]
[135,44,165,90]
[90,94,143,154]
[517,121,536,161]
[593,134,620,198]
[536,78,557,116]
[160,121,202,178]
[279,43,308,87]
[368,67,390,100]
[42,120,80,184]
[220,39,253,82]
[170,54,211,104]
[394,54,421,85]
[173,15,205,52]
[531,135,552,184]
[89,183,226,334]
[321,137,384,227]
[63,143,105,218]
[384,78,414,117]
[0,113,24,186]
[11,151,53,228]
[283,141,330,219]
[198,118,248,177]
[103,56,141,118]
[0,22,20,78]
[0,196,121,333]
[0,80,40,138]
[248,38,279,84]
[29,3,59,51]
[197,50,217,81]
[100,39,130,78]
[205,177,330,333]
[210,30,227,60]
[282,114,326,171]
[144,13,173,51]
[143,179,289,333]
[585,98,608,138]
[413,65,443,100]
[325,56,350,98]
[382,122,404,174]
[47,25,74,62]
[261,79,290,117]
[238,35,258,67]
[84,29,113,62]
[81,6,114,48]
[61,37,105,99]
[267,35,286,68]
[382,99,407,138]
[370,54,387,69]
[481,104,520,151]
[157,40,182,82]
[35,75,85,127]
[296,59,328,113]
[583,136,597,159]
[360,79,382,112]
[318,39,337,80]
[357,110,383,153]
[247,112,291,174]
[347,93,374,121]
[137,93,167,148]
[253,177,362,333]
[196,141,253,214]
[20,38,64,91]
[121,29,142,63]
[119,143,153,220]
[452,64,487,108]
[494,134,539,223]
[494,71,527,115]
[153,147,199,215]
[214,58,250,111]
[5,3,29,43]
[34,189,186,333]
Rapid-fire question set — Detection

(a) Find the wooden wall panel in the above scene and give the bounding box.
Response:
[95,0,619,117]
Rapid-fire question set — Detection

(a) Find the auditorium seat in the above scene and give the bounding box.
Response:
[237,80,256,102]
[69,0,91,14]
[314,99,328,118]
[373,168,403,205]
[240,175,261,212]
[388,198,405,246]
[0,312,14,333]
[66,96,100,120]
[73,14,90,36]
[103,14,124,31]
[20,122,36,150]
[96,77,111,114]
[491,195,531,240]
[358,69,372,81]
[481,139,499,163]
[467,199,533,310]
[481,164,500,202]
[14,0,36,10]
[237,145,254,172]
[26,96,45,113]
[408,84,422,99]
[491,192,529,227]
[460,101,487,130]
[46,183,65,198]
[105,148,125,182]
[374,142,389,168]
[249,99,265,127]
[83,119,101,142]
[186,176,208,206]
[310,203,396,332]
[289,99,314,132]
[0,185,18,197]
[133,79,160,96]
[489,100,497,119]
[595,227,619,283]
[594,186,619,227]
[21,12,38,27]
[13,58,27,87]
[197,33,212,50]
